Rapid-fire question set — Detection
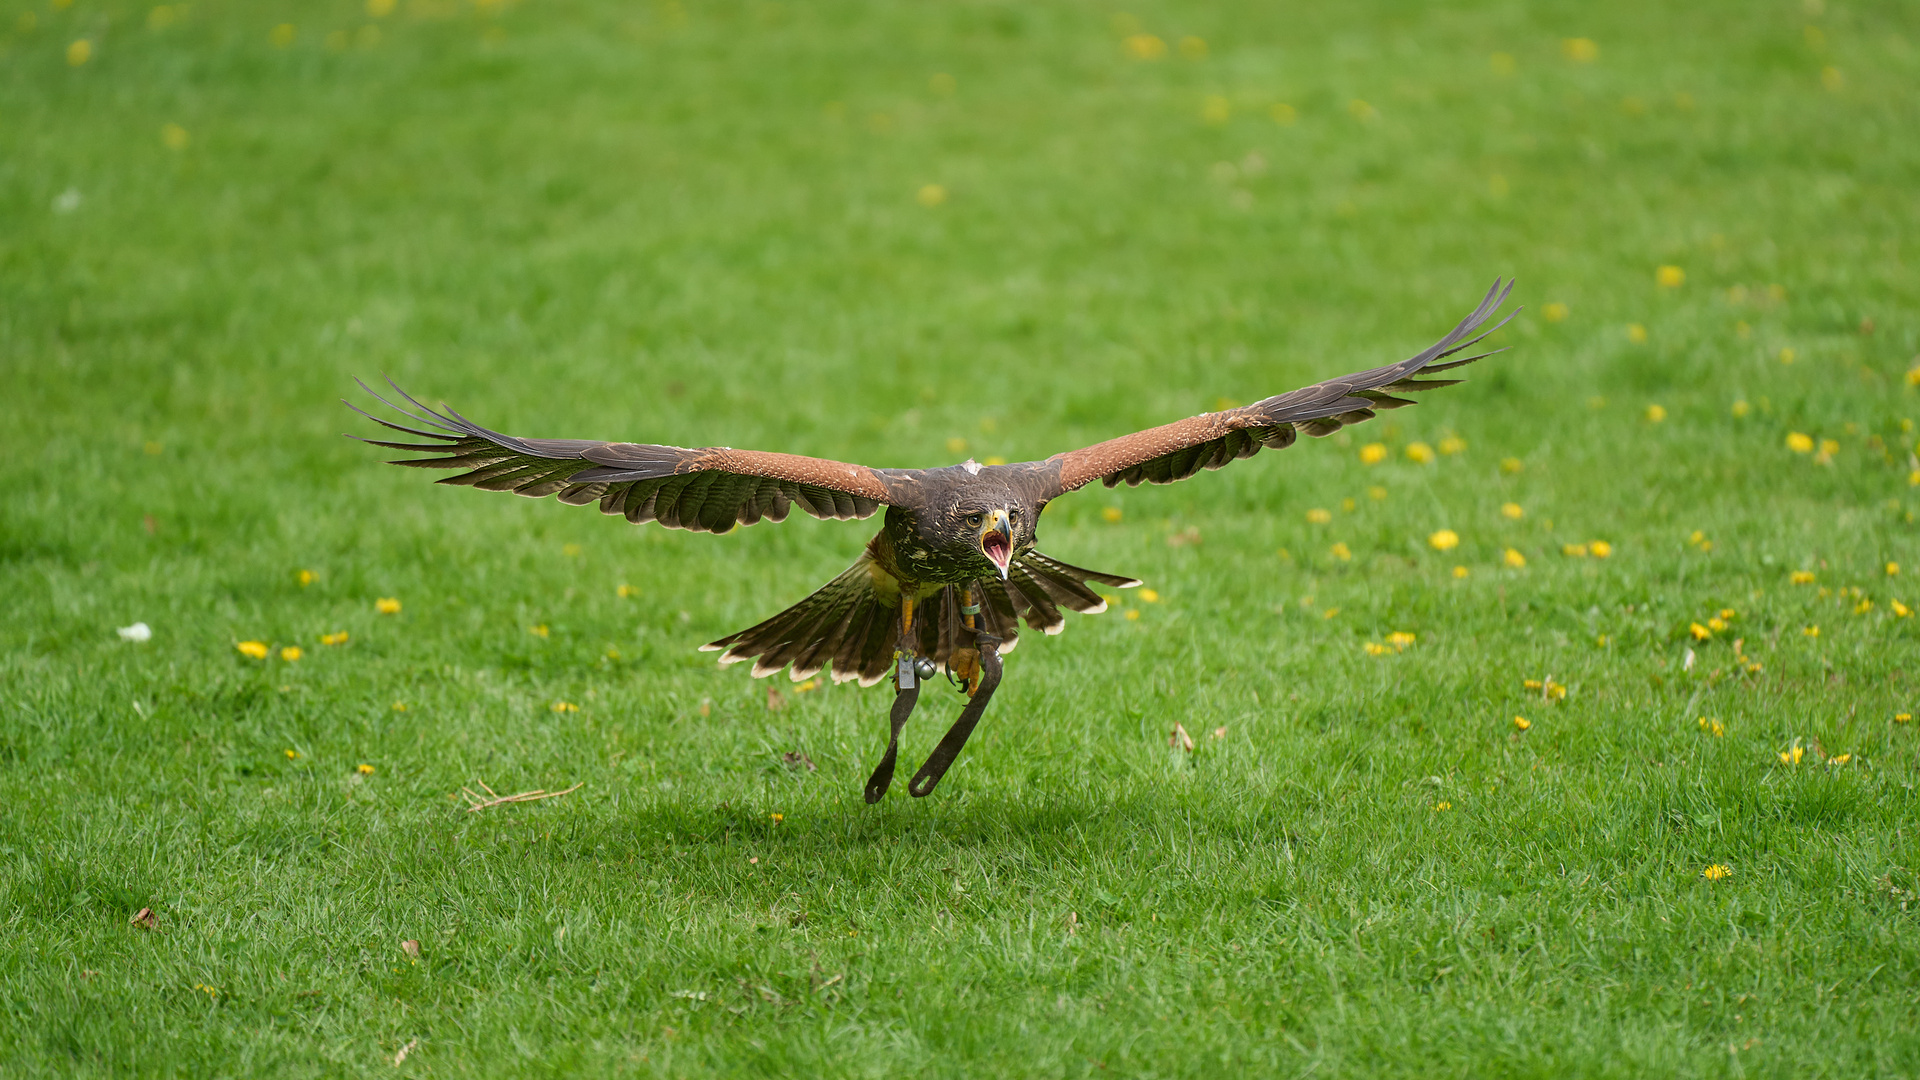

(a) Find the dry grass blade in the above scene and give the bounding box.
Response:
[459,780,585,812]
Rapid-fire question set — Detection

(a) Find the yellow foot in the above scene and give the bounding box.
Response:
[950,647,981,696]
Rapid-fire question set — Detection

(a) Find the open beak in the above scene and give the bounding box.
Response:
[979,509,1013,579]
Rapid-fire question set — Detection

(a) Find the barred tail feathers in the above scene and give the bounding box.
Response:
[700,550,1140,684]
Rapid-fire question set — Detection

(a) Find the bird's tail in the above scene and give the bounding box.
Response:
[700,549,1139,686]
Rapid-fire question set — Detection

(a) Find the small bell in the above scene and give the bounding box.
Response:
[914,658,937,681]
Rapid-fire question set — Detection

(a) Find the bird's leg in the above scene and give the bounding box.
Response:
[907,630,1002,798]
[865,593,924,804]
[950,586,982,695]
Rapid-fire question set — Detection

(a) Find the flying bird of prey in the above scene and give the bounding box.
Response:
[352,280,1515,801]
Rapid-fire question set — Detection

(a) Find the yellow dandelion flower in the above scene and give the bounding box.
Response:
[1405,442,1436,464]
[1513,715,1530,731]
[1720,608,1735,620]
[1387,631,1416,649]
[1101,506,1123,523]
[1543,302,1568,323]
[1687,531,1706,547]
[1499,457,1524,474]
[366,0,396,15]
[1504,548,1527,568]
[1524,679,1542,689]
[795,679,818,693]
[1778,346,1798,365]
[1790,570,1816,585]
[529,624,550,638]
[984,456,1007,466]
[1125,609,1141,621]
[1830,753,1851,765]
[1855,598,1873,614]
[285,749,300,759]
[1702,864,1730,881]
[1433,801,1452,811]
[1627,323,1648,344]
[297,569,317,586]
[1888,562,1901,576]
[1364,641,1390,656]
[1306,507,1333,524]
[1690,622,1712,640]
[1910,470,1920,486]
[320,631,348,645]
[1645,404,1667,423]
[1561,37,1598,62]
[1428,529,1460,551]
[1330,541,1352,561]
[1656,265,1686,288]
[1359,443,1388,465]
[770,812,785,823]
[1124,33,1166,60]
[1368,485,1388,500]
[375,597,401,614]
[1803,626,1820,637]
[1590,540,1613,558]
[1785,432,1814,453]
[1893,600,1912,617]
[617,583,637,598]
[916,183,948,207]
[160,123,189,150]
[1563,543,1589,558]
[1698,717,1725,737]
[551,701,578,713]
[1818,438,1838,457]
[237,641,270,659]
[392,702,407,711]
[67,39,92,66]
[280,646,302,662]
[1139,589,1159,603]
[1269,102,1297,125]
[1896,713,1911,724]
[1438,436,1467,455]
[1907,368,1920,387]
[1322,607,1339,619]
[1731,400,1750,418]
[1453,565,1469,578]
[357,763,375,775]
[269,23,296,47]
[1501,502,1524,520]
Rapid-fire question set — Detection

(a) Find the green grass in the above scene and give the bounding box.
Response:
[5,0,1920,1074]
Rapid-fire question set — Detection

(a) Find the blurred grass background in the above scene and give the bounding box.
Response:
[4,0,1919,1076]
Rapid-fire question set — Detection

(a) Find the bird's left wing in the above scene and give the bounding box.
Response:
[348,383,890,534]
[1041,279,1516,495]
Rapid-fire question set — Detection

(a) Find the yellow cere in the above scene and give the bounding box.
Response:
[237,641,269,659]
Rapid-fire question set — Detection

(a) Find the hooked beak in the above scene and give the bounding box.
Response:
[979,509,1013,579]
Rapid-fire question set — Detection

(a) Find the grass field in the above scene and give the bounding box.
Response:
[5,0,1920,1074]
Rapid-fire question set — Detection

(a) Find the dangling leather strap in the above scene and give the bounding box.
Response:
[864,677,920,804]
[907,632,1002,798]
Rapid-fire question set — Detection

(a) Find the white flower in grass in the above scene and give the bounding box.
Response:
[117,622,152,642]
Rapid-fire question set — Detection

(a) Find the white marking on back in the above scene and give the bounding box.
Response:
[963,459,981,475]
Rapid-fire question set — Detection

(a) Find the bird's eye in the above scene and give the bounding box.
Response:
[1008,508,1021,520]
[966,513,983,528]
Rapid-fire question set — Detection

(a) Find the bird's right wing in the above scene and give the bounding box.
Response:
[348,384,890,534]
[1041,279,1516,494]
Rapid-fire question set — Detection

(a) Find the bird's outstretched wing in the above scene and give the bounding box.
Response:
[347,383,890,534]
[1043,279,1517,494]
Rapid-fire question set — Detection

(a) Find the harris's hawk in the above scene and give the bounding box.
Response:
[352,280,1515,800]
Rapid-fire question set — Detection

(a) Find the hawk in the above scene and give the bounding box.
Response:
[352,280,1514,801]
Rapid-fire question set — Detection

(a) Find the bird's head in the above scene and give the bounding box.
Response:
[911,488,1037,580]
[962,506,1018,579]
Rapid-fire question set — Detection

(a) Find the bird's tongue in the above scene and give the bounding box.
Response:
[983,532,1012,576]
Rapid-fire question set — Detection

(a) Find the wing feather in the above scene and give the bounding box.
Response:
[1047,279,1516,494]
[348,381,893,533]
